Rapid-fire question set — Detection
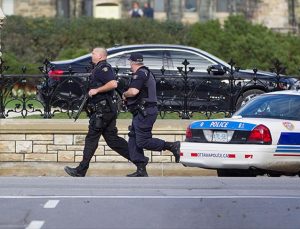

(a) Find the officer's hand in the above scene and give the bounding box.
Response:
[122,93,127,101]
[88,89,98,97]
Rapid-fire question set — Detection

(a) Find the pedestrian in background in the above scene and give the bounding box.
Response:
[122,53,180,177]
[129,1,143,18]
[143,2,154,19]
[64,47,130,177]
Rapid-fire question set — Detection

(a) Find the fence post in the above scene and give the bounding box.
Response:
[177,59,194,119]
[39,59,52,119]
[227,59,238,115]
[0,57,8,118]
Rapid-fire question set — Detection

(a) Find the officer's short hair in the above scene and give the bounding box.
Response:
[128,53,143,64]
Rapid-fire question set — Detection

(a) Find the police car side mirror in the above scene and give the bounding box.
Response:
[207,64,226,75]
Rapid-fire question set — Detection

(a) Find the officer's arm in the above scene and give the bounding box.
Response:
[88,80,117,97]
[123,88,139,99]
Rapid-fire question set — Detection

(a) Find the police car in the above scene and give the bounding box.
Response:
[180,90,300,177]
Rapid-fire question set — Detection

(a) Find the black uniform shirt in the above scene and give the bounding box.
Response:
[90,60,115,102]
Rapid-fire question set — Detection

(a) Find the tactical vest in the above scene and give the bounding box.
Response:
[127,66,157,107]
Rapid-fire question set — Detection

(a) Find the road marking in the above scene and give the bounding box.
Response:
[43,200,59,209]
[0,195,300,199]
[25,221,44,229]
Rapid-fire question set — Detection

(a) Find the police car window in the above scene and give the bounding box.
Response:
[168,50,214,71]
[139,50,164,70]
[236,95,300,121]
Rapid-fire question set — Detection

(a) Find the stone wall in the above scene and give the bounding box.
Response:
[0,119,188,163]
[0,119,214,176]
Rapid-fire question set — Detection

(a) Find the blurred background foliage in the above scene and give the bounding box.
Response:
[2,15,300,76]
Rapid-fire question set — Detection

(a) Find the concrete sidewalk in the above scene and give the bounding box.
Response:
[0,162,216,177]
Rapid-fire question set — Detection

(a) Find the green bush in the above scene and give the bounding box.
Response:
[2,15,300,76]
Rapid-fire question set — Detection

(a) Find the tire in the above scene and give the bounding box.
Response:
[217,169,256,177]
[236,89,265,110]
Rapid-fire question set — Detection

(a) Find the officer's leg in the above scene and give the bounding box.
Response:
[134,107,180,162]
[128,117,149,164]
[127,118,149,177]
[65,115,102,177]
[102,114,130,161]
[134,112,165,151]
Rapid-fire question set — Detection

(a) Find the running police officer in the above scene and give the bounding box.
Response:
[122,53,180,177]
[64,47,130,177]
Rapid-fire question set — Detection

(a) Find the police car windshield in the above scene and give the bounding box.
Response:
[235,94,300,121]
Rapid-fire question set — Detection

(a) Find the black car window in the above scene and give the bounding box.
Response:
[139,50,164,70]
[108,54,128,68]
[168,50,214,72]
[109,50,164,70]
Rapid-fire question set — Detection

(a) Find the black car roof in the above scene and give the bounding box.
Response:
[52,44,229,67]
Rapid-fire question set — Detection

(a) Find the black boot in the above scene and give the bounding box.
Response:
[64,166,86,177]
[127,163,148,177]
[164,141,181,163]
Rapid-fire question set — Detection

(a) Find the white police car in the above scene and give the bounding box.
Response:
[180,90,300,177]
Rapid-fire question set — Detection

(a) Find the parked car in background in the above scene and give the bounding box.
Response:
[43,44,297,113]
[180,90,300,177]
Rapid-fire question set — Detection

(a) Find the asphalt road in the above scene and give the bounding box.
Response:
[0,177,300,229]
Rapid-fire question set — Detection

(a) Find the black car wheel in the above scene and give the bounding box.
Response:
[236,89,265,110]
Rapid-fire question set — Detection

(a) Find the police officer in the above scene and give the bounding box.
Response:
[64,47,130,177]
[122,53,180,177]
[129,1,143,18]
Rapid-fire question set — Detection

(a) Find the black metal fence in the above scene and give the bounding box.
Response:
[0,58,298,119]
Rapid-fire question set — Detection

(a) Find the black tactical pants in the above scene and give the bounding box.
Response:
[78,111,130,173]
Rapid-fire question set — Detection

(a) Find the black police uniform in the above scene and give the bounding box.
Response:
[126,62,180,177]
[65,60,130,177]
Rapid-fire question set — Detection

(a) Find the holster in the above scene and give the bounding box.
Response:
[88,98,111,114]
[129,104,147,117]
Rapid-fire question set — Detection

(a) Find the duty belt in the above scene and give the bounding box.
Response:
[87,99,110,113]
[128,102,157,117]
[128,102,157,110]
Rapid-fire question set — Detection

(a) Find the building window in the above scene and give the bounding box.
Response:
[2,0,14,15]
[56,0,70,17]
[82,0,93,16]
[185,0,197,12]
[154,0,165,12]
[216,0,229,12]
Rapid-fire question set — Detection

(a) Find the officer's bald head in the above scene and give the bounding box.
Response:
[92,47,107,64]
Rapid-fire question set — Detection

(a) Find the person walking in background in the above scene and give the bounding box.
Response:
[122,53,180,177]
[129,1,143,18]
[143,2,154,19]
[64,47,130,177]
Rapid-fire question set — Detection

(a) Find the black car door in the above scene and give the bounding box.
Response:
[164,49,229,113]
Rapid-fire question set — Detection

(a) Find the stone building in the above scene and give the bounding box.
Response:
[0,0,299,32]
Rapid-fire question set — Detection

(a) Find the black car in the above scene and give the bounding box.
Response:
[44,44,297,116]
